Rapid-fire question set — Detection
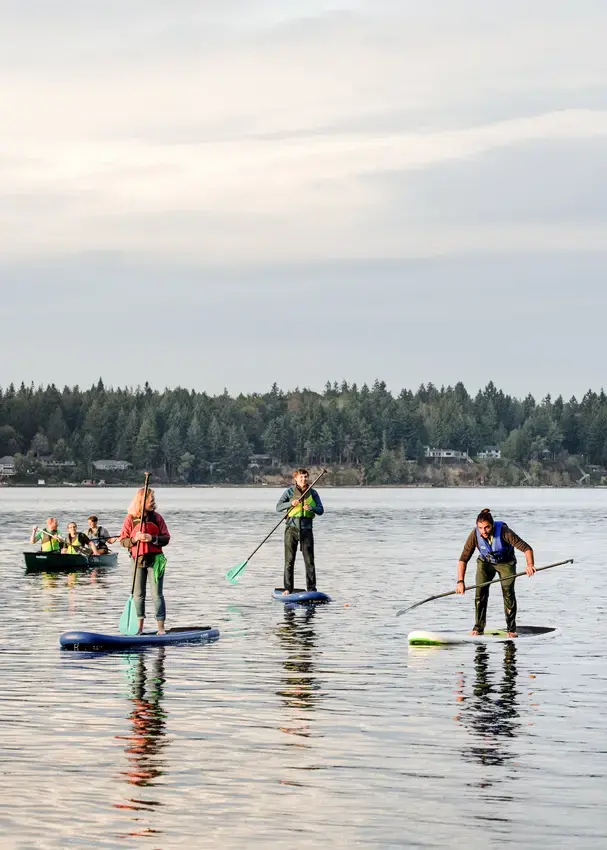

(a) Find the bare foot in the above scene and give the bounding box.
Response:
[282,589,292,596]
[507,631,518,638]
[157,629,166,636]
[470,629,483,636]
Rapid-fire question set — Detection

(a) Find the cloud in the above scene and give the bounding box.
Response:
[0,1,606,265]
[1,110,607,262]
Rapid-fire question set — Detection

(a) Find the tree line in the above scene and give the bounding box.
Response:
[0,379,606,485]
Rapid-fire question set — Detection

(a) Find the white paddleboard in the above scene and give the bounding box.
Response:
[408,626,558,646]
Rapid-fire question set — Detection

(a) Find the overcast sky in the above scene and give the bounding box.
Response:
[1,0,606,399]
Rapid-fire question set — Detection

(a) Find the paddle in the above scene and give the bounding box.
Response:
[395,558,574,617]
[226,468,328,584]
[119,472,151,635]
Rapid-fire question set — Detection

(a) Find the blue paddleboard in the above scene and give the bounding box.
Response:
[272,588,331,605]
[60,626,220,651]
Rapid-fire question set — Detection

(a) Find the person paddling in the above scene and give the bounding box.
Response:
[87,515,117,554]
[276,468,324,595]
[62,522,100,556]
[119,486,170,635]
[455,508,535,638]
[30,517,64,551]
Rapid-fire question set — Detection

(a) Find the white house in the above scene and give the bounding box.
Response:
[92,459,133,471]
[0,455,16,476]
[477,447,502,460]
[424,447,470,462]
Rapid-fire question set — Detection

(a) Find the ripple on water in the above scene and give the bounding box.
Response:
[1,487,606,849]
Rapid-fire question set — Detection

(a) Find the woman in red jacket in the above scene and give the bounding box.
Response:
[120,487,170,635]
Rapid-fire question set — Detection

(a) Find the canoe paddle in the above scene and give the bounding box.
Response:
[119,472,151,635]
[34,529,65,547]
[395,558,574,617]
[226,468,328,584]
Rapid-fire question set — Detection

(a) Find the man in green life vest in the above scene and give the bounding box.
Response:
[30,517,64,551]
[276,468,324,594]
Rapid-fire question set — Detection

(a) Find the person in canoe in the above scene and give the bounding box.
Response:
[87,515,117,554]
[62,521,100,556]
[30,517,64,551]
[455,508,536,638]
[276,468,324,595]
[119,486,170,635]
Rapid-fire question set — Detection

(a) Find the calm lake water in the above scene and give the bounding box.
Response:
[1,487,606,849]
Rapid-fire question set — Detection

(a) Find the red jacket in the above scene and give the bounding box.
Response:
[120,511,170,558]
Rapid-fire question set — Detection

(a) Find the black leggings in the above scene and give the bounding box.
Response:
[284,526,316,592]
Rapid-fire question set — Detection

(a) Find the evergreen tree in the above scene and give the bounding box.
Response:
[133,415,160,469]
[115,408,139,461]
[82,433,96,475]
[1,377,606,485]
[46,406,68,447]
[223,425,251,482]
[161,424,183,479]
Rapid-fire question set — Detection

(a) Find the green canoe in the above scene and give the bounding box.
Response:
[24,551,118,572]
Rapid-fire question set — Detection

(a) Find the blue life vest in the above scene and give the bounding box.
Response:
[475,521,515,564]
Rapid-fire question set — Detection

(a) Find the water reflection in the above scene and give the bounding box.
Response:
[455,643,520,773]
[114,649,168,837]
[25,569,111,614]
[26,569,110,588]
[275,608,321,741]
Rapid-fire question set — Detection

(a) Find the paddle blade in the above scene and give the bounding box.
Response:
[119,595,139,635]
[226,561,248,584]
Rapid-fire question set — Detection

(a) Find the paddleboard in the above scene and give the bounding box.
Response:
[272,588,331,605]
[408,626,558,646]
[60,626,220,651]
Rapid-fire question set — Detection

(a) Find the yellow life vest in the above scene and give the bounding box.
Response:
[41,530,61,552]
[287,493,317,520]
[64,534,85,555]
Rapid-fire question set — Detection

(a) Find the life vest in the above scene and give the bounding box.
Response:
[475,521,515,564]
[130,512,164,556]
[64,533,88,555]
[41,529,61,552]
[287,488,318,520]
[89,527,109,552]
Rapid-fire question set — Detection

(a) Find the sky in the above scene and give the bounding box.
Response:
[1,0,606,400]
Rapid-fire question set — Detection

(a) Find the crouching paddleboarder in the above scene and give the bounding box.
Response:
[276,468,324,595]
[120,486,170,635]
[456,508,536,638]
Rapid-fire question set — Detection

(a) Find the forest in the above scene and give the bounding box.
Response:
[1,379,606,486]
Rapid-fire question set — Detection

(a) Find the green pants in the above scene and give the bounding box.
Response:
[474,559,517,633]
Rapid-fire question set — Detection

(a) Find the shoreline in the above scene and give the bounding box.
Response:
[2,482,607,490]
